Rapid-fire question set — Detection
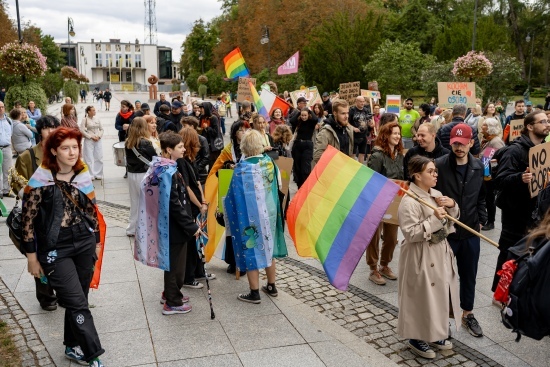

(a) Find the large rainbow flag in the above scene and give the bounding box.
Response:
[223,47,250,80]
[249,81,269,120]
[287,146,399,290]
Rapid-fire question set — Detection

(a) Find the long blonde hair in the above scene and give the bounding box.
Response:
[125,117,150,149]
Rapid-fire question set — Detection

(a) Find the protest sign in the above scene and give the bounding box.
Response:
[368,81,378,91]
[361,89,381,102]
[237,77,256,102]
[274,156,294,210]
[289,87,322,108]
[383,180,409,225]
[481,147,497,178]
[168,91,182,98]
[386,95,401,115]
[218,169,234,213]
[437,82,476,108]
[529,141,550,198]
[339,82,361,104]
[509,119,524,142]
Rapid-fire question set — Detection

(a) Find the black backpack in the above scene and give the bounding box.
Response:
[501,237,550,341]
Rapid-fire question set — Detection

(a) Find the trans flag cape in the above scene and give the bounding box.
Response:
[25,162,107,289]
[134,156,176,271]
[224,154,287,271]
[287,146,399,290]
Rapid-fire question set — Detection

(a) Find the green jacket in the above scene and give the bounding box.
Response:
[367,146,404,180]
[11,142,42,196]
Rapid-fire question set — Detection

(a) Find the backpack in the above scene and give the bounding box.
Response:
[218,103,227,117]
[499,238,550,341]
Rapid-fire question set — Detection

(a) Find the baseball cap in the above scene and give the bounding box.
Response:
[297,97,307,104]
[141,103,150,110]
[322,92,329,97]
[450,123,473,145]
[526,101,533,106]
[171,100,183,108]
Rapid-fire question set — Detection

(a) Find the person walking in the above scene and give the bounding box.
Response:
[102,88,112,111]
[80,106,104,180]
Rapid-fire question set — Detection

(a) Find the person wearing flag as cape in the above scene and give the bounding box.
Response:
[224,130,287,303]
[21,127,106,366]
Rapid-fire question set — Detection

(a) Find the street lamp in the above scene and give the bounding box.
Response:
[198,49,204,74]
[68,17,75,67]
[260,26,270,78]
[526,32,535,93]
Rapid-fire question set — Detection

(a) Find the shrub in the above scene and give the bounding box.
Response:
[40,72,64,99]
[61,66,79,80]
[197,75,208,84]
[198,84,207,98]
[4,82,48,112]
[0,42,47,80]
[63,80,79,105]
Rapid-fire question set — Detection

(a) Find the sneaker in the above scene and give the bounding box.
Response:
[160,291,189,304]
[196,273,216,280]
[379,265,397,280]
[369,270,386,285]
[261,283,278,297]
[65,346,87,365]
[182,281,204,289]
[89,358,105,367]
[462,314,483,337]
[407,339,436,359]
[162,303,192,315]
[238,291,261,304]
[481,222,495,231]
[428,339,453,350]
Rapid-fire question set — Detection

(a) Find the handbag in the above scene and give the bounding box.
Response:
[212,125,225,151]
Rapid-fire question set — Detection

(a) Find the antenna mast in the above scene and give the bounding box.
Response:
[144,0,157,44]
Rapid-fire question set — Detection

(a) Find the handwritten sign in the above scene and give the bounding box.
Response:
[383,180,409,225]
[339,82,361,104]
[168,91,183,98]
[386,95,401,115]
[237,77,256,103]
[529,142,550,198]
[509,119,524,142]
[289,87,322,109]
[437,82,476,108]
[361,89,381,103]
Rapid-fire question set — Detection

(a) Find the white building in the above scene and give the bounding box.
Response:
[60,39,173,90]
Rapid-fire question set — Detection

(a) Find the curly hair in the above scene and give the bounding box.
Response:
[272,124,293,144]
[42,127,85,173]
[374,121,404,159]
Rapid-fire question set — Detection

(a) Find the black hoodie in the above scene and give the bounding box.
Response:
[325,115,350,156]
[199,102,220,150]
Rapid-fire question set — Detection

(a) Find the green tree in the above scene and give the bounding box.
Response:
[479,51,523,102]
[41,34,66,73]
[40,72,64,99]
[420,61,455,99]
[364,39,435,97]
[4,81,47,111]
[303,12,384,92]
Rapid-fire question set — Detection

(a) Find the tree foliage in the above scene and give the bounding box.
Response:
[478,51,523,103]
[63,80,79,105]
[420,61,455,100]
[4,81,47,112]
[0,1,16,48]
[40,72,64,99]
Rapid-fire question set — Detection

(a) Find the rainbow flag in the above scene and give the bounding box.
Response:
[249,81,269,120]
[223,47,250,80]
[287,146,399,290]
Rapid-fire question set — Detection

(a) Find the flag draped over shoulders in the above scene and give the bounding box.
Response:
[224,154,287,271]
[134,156,176,271]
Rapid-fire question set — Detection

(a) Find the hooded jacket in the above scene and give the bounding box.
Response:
[403,136,450,180]
[199,102,220,151]
[313,116,354,163]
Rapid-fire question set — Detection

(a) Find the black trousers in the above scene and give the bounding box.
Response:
[291,140,313,188]
[224,235,235,267]
[40,223,104,362]
[184,238,205,283]
[164,242,188,307]
[35,276,57,307]
[484,180,496,224]
[449,236,480,312]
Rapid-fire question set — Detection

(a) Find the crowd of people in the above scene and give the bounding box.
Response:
[2,85,550,366]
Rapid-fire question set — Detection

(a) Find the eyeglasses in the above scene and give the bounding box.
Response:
[535,120,549,125]
[426,168,438,176]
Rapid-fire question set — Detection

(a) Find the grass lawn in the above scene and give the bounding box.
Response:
[0,320,21,367]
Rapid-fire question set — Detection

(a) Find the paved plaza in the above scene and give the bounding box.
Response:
[0,94,549,366]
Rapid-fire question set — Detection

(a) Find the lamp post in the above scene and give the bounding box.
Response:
[472,0,478,50]
[260,26,270,78]
[68,18,75,67]
[15,0,22,43]
[198,49,204,74]
[526,32,535,93]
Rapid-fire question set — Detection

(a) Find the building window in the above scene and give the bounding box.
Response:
[115,54,122,67]
[95,53,103,67]
[126,71,132,82]
[134,54,142,68]
[106,44,111,52]
[135,45,141,52]
[95,44,101,51]
[158,50,172,79]
[106,54,112,67]
[115,44,121,51]
[125,44,131,52]
[125,54,131,67]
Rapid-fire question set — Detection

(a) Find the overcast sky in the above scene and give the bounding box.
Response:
[5,0,222,57]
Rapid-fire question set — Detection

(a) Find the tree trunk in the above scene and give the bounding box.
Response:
[507,0,526,78]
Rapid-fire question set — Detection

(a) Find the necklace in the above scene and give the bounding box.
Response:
[58,170,73,175]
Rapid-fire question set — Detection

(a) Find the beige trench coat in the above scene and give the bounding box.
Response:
[397,183,461,342]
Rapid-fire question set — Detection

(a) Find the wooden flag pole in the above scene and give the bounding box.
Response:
[399,187,499,248]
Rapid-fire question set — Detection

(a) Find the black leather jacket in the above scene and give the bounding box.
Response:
[125,139,157,173]
[169,173,199,244]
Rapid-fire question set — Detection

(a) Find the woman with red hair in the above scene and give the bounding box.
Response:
[366,121,405,286]
[21,127,105,366]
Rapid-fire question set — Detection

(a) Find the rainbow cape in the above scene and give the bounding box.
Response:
[223,47,250,80]
[249,81,269,120]
[287,146,399,290]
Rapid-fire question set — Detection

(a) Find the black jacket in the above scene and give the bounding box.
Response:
[168,112,185,131]
[435,152,487,240]
[403,137,450,180]
[436,117,480,155]
[154,100,171,117]
[322,99,332,115]
[199,102,220,151]
[493,134,537,233]
[125,139,157,173]
[168,172,199,244]
[115,112,134,142]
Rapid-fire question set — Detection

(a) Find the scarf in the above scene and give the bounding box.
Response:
[119,110,133,120]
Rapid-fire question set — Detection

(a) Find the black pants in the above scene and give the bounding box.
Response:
[224,235,235,267]
[291,140,313,188]
[40,223,104,362]
[449,236,480,312]
[35,276,57,307]
[184,237,205,283]
[484,180,496,224]
[164,242,188,307]
[209,151,221,172]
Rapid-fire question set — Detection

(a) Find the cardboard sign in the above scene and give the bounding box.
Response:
[237,77,256,102]
[383,180,409,225]
[339,81,361,104]
[368,81,378,91]
[437,82,476,108]
[509,119,524,142]
[361,89,381,103]
[218,169,234,213]
[386,95,401,115]
[529,142,550,198]
[274,156,294,211]
[168,91,182,98]
[289,87,322,108]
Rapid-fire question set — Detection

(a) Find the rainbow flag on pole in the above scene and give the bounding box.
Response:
[223,47,250,80]
[287,146,399,290]
[249,81,269,120]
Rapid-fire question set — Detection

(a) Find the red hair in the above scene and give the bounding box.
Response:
[42,127,85,172]
[374,121,404,159]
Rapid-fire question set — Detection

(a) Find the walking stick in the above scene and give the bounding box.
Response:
[400,187,499,248]
[196,213,215,319]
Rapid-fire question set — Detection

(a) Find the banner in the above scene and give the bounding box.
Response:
[277,51,299,75]
[260,89,291,117]
[361,89,381,103]
[382,180,409,225]
[529,142,550,198]
[509,119,524,142]
[169,91,183,98]
[274,156,294,211]
[386,95,401,115]
[437,82,476,108]
[237,77,256,103]
[339,81,361,104]
[218,169,234,213]
[289,87,322,108]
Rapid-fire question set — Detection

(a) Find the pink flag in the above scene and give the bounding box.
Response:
[277,51,299,75]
